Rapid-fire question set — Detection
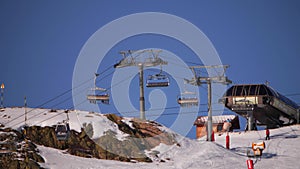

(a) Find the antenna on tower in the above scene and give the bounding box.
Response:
[24,96,28,126]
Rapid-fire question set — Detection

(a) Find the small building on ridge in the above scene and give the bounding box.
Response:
[194,115,240,139]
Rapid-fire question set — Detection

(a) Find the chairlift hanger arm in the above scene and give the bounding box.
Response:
[189,65,230,69]
[185,65,232,86]
[115,49,167,68]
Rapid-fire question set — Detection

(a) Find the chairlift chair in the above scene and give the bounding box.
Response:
[55,122,70,141]
[146,74,170,87]
[87,87,109,104]
[87,73,110,104]
[177,91,198,107]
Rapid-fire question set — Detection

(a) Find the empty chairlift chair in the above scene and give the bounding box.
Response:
[177,91,199,107]
[146,74,170,87]
[87,87,109,104]
[86,73,110,104]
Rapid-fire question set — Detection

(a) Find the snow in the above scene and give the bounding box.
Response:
[214,125,300,169]
[37,125,300,169]
[2,107,300,169]
[0,108,128,139]
[122,117,134,128]
[150,143,173,154]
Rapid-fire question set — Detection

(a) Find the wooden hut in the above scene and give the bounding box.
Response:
[194,115,240,139]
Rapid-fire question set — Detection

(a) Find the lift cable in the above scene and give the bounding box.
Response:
[8,72,138,128]
[4,64,115,126]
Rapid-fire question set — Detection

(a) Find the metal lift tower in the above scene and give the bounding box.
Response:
[114,49,167,120]
[185,65,232,141]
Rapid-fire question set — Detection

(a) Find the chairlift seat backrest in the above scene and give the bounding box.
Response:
[87,87,110,104]
[177,91,198,107]
[146,74,170,87]
[87,73,110,104]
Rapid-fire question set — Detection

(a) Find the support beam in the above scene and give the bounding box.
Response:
[114,49,167,120]
[247,111,254,131]
[297,109,299,124]
[1,88,3,108]
[139,66,146,120]
[1,83,4,108]
[185,65,231,142]
[24,96,27,126]
[207,81,213,141]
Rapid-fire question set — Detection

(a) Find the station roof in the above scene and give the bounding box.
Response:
[194,115,240,130]
[194,115,237,125]
[224,84,299,109]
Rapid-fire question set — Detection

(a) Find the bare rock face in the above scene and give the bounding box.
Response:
[14,113,179,163]
[131,119,178,146]
[24,125,133,162]
[25,126,68,149]
[101,114,179,161]
[0,127,45,169]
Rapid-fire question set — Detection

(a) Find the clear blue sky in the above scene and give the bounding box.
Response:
[1,1,300,138]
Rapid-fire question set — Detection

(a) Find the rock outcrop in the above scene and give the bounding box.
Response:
[2,113,180,164]
[0,127,45,169]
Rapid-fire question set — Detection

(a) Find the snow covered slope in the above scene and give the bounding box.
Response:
[1,107,300,169]
[0,107,120,139]
[214,125,300,169]
[37,125,300,169]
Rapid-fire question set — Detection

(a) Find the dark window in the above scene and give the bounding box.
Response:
[235,86,243,96]
[249,85,257,95]
[264,85,275,96]
[259,85,267,95]
[226,86,234,96]
[242,85,250,96]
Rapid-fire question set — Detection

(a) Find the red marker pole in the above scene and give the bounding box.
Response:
[226,133,230,149]
[246,159,254,169]
[211,131,215,142]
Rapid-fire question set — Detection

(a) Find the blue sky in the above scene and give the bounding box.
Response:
[1,1,300,138]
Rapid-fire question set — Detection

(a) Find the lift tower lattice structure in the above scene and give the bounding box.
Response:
[1,83,4,108]
[114,49,168,120]
[185,65,232,141]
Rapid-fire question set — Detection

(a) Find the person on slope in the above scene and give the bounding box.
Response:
[265,128,270,140]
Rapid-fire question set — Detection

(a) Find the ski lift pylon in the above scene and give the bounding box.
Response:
[87,73,110,104]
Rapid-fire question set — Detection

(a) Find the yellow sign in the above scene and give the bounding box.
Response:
[0,83,4,89]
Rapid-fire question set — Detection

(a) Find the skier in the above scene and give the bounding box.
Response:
[265,128,270,140]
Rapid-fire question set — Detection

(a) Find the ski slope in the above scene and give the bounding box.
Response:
[37,125,300,169]
[0,107,129,140]
[1,107,300,169]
